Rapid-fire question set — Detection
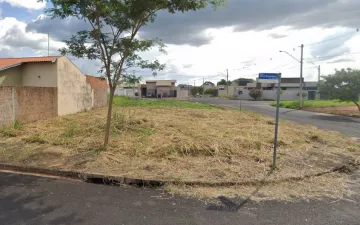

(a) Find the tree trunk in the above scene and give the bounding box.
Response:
[104,87,115,149]
[354,101,360,111]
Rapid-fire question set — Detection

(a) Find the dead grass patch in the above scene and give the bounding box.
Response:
[1,106,360,200]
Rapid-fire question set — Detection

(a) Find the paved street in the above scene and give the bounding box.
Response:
[190,98,360,138]
[1,171,360,225]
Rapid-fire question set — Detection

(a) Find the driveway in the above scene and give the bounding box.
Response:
[190,98,360,138]
[1,171,360,225]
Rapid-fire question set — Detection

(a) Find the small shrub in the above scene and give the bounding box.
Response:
[249,89,263,100]
[13,120,23,130]
[204,88,218,97]
[0,127,17,137]
[63,123,78,138]
[24,134,46,144]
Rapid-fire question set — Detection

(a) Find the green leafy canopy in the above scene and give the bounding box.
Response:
[40,0,226,89]
[40,0,226,148]
[319,68,360,110]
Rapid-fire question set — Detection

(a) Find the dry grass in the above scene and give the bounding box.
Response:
[1,105,360,200]
[166,172,355,202]
[303,106,360,118]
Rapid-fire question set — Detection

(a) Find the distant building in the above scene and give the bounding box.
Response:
[140,80,188,99]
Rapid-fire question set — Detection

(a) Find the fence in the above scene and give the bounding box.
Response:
[219,88,309,101]
[0,86,57,126]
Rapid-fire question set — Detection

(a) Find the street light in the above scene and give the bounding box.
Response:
[279,45,304,108]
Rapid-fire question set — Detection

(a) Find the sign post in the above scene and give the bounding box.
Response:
[258,73,281,170]
[238,90,243,111]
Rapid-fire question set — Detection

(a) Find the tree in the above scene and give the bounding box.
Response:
[217,79,231,85]
[204,81,215,86]
[232,78,255,86]
[44,0,225,149]
[204,88,218,97]
[249,89,263,100]
[319,68,360,111]
[190,86,204,97]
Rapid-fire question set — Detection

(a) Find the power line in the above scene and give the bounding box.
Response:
[304,28,359,47]
[305,51,360,61]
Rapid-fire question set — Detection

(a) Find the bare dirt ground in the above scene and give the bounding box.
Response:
[1,106,360,200]
[303,106,360,118]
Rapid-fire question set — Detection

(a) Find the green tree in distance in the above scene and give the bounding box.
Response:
[232,78,255,86]
[204,81,215,86]
[319,68,360,111]
[190,86,204,97]
[217,79,231,85]
[43,0,225,149]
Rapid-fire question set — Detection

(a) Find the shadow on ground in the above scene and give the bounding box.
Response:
[206,170,274,212]
[311,115,360,123]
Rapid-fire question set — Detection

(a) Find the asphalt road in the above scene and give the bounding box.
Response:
[190,98,360,138]
[1,171,360,225]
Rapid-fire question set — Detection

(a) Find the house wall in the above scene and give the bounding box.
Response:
[93,88,108,109]
[0,87,15,126]
[235,89,309,101]
[22,62,57,87]
[0,86,57,126]
[157,86,171,97]
[176,88,189,99]
[15,87,58,123]
[0,66,23,86]
[146,82,156,90]
[56,57,93,116]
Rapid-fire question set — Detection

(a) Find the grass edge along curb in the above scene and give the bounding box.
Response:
[0,162,358,188]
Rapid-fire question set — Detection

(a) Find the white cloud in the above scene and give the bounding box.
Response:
[1,12,360,83]
[0,17,65,57]
[0,0,46,10]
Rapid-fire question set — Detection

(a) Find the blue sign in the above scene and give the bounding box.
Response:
[259,73,280,80]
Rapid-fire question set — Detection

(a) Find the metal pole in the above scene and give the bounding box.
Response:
[273,73,281,170]
[239,99,242,111]
[48,33,50,56]
[226,69,229,97]
[299,44,304,108]
[188,83,190,100]
[202,77,205,96]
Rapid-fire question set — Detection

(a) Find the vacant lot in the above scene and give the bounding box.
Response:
[1,97,360,200]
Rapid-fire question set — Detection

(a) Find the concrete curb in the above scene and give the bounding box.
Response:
[0,163,357,188]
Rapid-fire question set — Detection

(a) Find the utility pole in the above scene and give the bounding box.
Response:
[317,65,321,82]
[202,77,205,95]
[48,33,50,56]
[299,44,304,108]
[188,83,190,99]
[226,69,229,97]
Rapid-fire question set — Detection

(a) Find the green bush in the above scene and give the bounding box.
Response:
[204,88,218,97]
[63,123,79,138]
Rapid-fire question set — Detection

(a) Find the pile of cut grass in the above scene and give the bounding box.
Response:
[1,104,360,200]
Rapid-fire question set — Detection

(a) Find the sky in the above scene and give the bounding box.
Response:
[0,0,359,85]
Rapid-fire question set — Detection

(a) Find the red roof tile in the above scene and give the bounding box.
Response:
[0,56,61,70]
[86,75,108,89]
